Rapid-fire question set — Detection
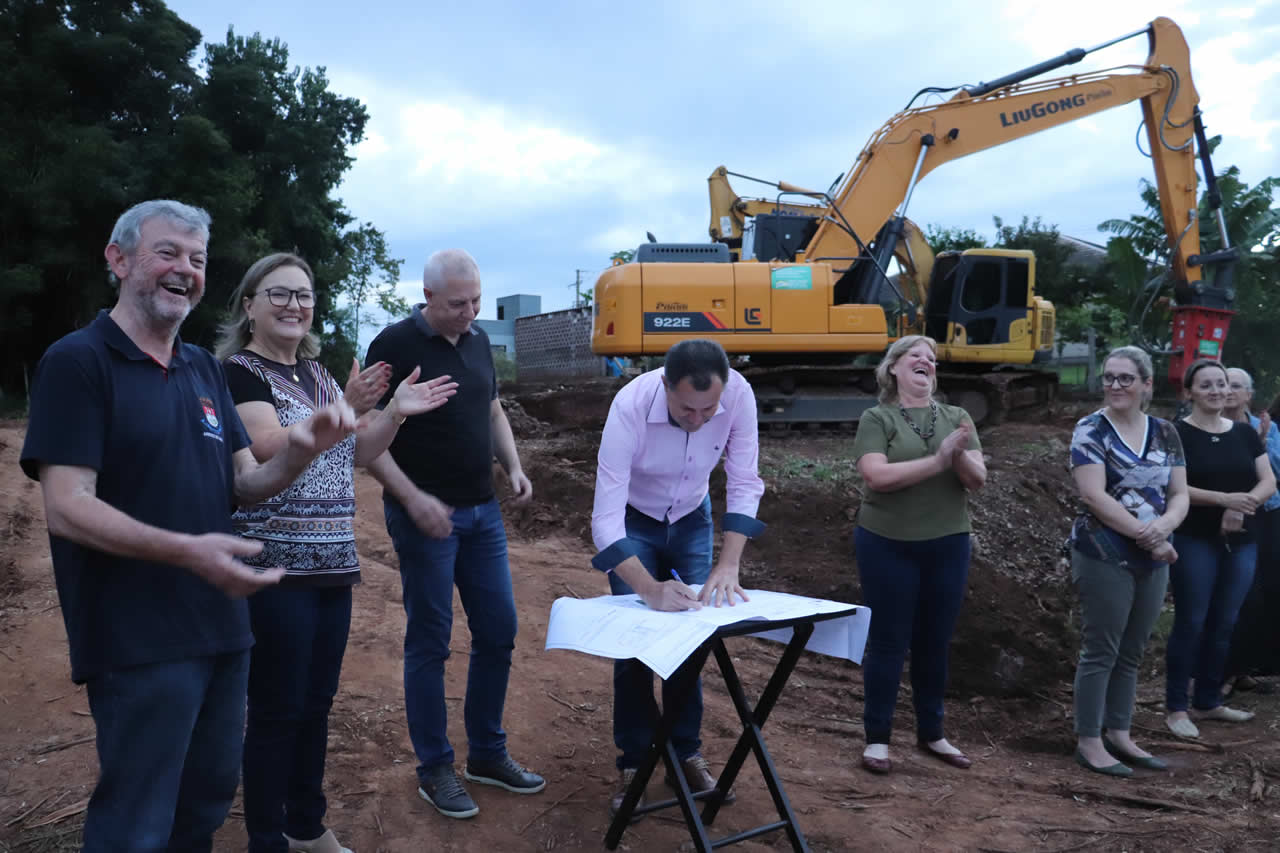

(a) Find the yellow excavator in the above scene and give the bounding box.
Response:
[592,17,1237,424]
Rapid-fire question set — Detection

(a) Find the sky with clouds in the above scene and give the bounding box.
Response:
[163,0,1279,348]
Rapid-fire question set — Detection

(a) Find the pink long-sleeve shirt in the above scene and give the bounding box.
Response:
[590,367,764,570]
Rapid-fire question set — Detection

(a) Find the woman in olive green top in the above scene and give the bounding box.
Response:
[852,335,986,775]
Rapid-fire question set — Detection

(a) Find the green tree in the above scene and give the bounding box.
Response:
[610,249,635,264]
[328,223,409,364]
[195,28,371,377]
[0,0,210,395]
[0,5,384,397]
[925,225,987,253]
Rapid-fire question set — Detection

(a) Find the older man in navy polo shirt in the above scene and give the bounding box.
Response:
[20,200,356,852]
[591,338,766,819]
[366,249,544,821]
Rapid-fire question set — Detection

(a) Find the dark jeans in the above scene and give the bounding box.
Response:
[384,495,517,782]
[608,497,714,770]
[243,584,353,852]
[855,527,970,745]
[1166,534,1257,711]
[82,651,249,852]
[1226,507,1280,678]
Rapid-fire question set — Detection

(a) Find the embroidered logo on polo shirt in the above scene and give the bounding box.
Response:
[199,396,223,438]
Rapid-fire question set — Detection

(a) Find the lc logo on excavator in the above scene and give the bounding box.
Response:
[743,307,762,326]
[999,92,1092,128]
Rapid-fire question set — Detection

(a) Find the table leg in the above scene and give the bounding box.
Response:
[604,641,714,849]
[700,623,814,853]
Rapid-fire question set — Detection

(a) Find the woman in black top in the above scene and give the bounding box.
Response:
[1164,360,1275,738]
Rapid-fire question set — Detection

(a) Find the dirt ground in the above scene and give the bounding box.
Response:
[2,396,1280,852]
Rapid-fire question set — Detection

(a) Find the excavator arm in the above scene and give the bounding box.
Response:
[707,166,828,249]
[801,17,1233,386]
[707,166,935,306]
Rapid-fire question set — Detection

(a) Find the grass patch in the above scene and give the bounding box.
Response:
[1150,602,1176,645]
[1055,364,1088,386]
[764,453,857,483]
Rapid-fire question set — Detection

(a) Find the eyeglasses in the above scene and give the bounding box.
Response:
[1101,373,1138,388]
[259,287,315,308]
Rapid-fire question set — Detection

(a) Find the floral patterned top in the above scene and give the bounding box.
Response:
[1069,410,1185,573]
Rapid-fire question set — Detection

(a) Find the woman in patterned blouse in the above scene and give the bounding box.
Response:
[215,253,456,853]
[1067,346,1187,776]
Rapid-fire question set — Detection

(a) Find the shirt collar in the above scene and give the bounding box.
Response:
[412,303,478,339]
[95,309,187,365]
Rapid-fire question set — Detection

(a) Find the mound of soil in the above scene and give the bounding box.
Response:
[503,417,1085,699]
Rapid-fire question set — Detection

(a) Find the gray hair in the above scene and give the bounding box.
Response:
[423,248,480,292]
[875,334,937,404]
[109,200,211,255]
[214,253,320,361]
[1103,345,1154,409]
[1227,367,1254,391]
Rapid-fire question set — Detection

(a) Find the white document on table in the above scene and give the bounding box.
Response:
[545,588,870,679]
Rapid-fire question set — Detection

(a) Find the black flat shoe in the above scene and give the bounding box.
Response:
[1103,739,1168,771]
[916,741,972,770]
[861,754,891,775]
[1075,749,1132,777]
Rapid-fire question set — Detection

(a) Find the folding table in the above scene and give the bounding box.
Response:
[604,606,861,852]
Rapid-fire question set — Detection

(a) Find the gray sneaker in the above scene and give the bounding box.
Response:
[464,753,546,794]
[418,764,479,819]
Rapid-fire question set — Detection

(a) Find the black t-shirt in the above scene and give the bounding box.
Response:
[20,311,253,683]
[1175,418,1266,543]
[365,306,498,507]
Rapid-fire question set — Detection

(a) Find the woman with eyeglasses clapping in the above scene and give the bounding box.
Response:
[1163,359,1275,739]
[215,253,457,853]
[1068,347,1187,777]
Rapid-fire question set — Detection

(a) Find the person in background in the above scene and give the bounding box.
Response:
[1220,367,1280,696]
[1067,346,1187,776]
[590,338,765,819]
[851,334,986,775]
[1165,360,1275,738]
[365,249,543,821]
[217,252,457,853]
[20,200,356,851]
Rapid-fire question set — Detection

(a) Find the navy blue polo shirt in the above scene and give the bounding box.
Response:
[20,310,253,683]
[366,305,498,507]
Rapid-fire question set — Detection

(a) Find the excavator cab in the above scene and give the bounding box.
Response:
[923,249,1052,364]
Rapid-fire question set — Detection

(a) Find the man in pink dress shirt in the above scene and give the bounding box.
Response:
[591,339,766,819]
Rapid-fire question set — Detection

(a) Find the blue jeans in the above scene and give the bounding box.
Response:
[855,527,970,744]
[608,497,714,769]
[82,651,249,852]
[243,584,353,852]
[384,496,517,781]
[1166,534,1257,711]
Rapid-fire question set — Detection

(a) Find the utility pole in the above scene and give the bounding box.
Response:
[569,269,591,308]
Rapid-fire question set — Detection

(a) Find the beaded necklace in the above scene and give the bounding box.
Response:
[899,401,939,442]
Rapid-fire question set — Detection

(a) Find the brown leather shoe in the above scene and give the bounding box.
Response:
[664,754,736,804]
[609,768,646,822]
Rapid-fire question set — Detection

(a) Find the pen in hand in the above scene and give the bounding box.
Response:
[668,570,701,609]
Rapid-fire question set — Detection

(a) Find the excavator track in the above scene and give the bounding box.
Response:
[744,364,1057,428]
